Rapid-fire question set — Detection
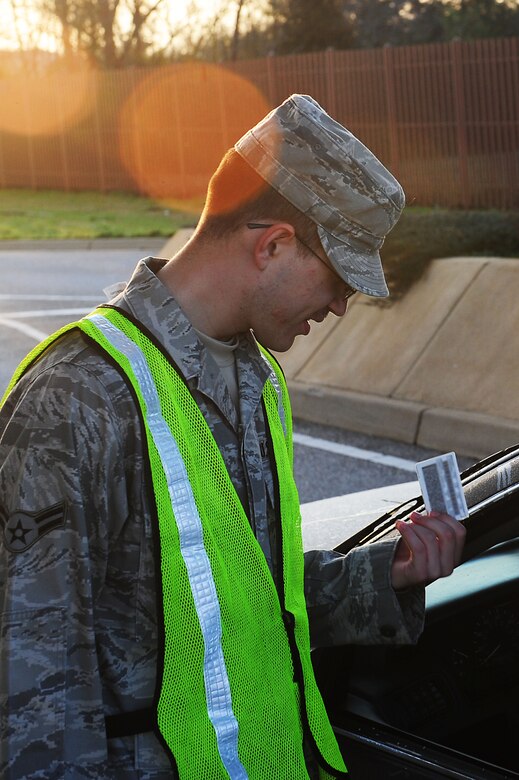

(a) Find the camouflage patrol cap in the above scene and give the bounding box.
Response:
[234,94,405,297]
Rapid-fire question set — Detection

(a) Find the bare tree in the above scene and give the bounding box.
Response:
[6,0,60,58]
[230,0,246,61]
[268,0,354,54]
[120,0,164,63]
[8,0,178,67]
[166,1,232,62]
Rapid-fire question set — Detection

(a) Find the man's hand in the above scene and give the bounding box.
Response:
[391,511,467,591]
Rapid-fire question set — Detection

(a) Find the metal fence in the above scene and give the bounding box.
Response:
[0,36,518,208]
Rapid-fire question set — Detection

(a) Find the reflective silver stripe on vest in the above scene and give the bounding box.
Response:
[88,315,248,780]
[261,354,287,438]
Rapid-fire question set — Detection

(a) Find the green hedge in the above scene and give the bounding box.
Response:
[381,208,519,301]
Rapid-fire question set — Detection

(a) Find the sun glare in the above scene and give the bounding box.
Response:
[0,0,269,186]
[0,0,228,54]
[0,0,59,53]
[118,62,270,202]
[0,56,97,136]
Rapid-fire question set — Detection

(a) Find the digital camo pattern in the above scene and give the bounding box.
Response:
[235,93,406,297]
[0,258,423,778]
[305,542,425,647]
[235,93,404,244]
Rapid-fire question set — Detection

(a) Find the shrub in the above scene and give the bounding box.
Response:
[381,208,519,301]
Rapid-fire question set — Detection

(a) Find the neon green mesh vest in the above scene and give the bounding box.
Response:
[3,306,347,780]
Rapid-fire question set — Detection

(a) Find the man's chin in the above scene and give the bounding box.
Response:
[272,342,293,353]
[252,326,301,353]
[255,335,295,353]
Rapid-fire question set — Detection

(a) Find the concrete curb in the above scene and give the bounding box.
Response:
[289,381,519,460]
[288,381,426,445]
[416,407,519,459]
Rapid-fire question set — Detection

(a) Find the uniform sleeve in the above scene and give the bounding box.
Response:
[0,354,131,779]
[304,539,425,647]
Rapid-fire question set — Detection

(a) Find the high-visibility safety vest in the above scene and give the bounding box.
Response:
[3,306,348,780]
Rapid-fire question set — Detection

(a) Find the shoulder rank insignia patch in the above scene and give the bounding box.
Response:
[3,502,67,553]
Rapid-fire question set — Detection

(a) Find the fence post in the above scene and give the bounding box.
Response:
[325,48,337,118]
[168,66,188,199]
[129,68,146,196]
[92,70,106,192]
[0,131,5,188]
[21,81,37,189]
[55,73,70,192]
[382,45,399,176]
[451,40,470,208]
[266,53,276,106]
[216,64,229,150]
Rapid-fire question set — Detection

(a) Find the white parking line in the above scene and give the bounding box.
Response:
[0,295,99,301]
[0,317,49,341]
[293,432,416,473]
[0,308,91,319]
[0,307,92,342]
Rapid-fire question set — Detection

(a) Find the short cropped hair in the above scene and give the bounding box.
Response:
[198,149,320,253]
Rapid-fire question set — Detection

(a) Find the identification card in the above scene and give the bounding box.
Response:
[415,452,469,521]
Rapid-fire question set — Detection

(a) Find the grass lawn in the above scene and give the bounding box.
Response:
[0,189,201,241]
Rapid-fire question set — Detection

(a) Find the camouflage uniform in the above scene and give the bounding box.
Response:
[0,258,424,778]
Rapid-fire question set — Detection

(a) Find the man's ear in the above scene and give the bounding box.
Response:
[252,223,296,270]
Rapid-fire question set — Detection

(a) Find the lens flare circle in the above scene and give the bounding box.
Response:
[118,62,270,201]
[0,57,97,137]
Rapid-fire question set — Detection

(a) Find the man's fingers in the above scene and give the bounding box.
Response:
[395,519,443,582]
[410,511,466,568]
[394,511,467,588]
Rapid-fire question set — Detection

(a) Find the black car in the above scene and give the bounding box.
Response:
[312,445,519,779]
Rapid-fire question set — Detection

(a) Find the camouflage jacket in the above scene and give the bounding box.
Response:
[0,258,424,778]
